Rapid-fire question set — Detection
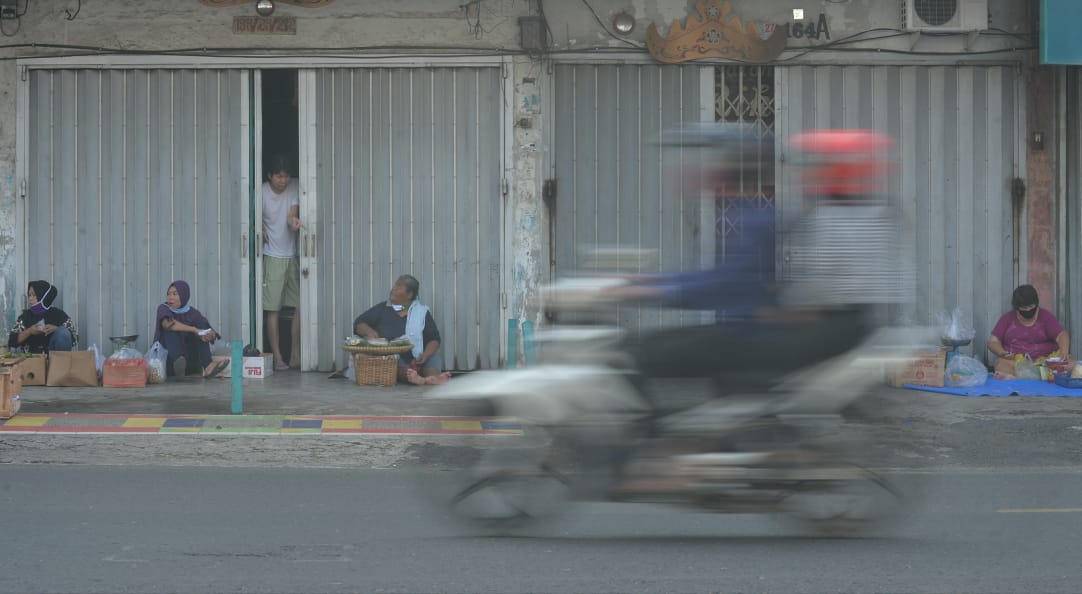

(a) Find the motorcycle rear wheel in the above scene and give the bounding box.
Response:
[777,465,903,537]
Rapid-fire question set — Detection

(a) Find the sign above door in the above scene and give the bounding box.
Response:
[646,0,786,64]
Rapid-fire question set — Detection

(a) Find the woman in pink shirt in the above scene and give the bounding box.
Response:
[987,284,1071,376]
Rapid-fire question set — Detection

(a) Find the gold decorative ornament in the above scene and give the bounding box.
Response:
[646,0,786,64]
[200,0,334,7]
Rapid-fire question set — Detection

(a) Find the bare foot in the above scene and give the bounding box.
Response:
[406,368,427,385]
[424,371,452,385]
[994,371,1016,380]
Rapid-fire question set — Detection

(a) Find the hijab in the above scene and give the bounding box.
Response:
[154,280,211,343]
[20,280,70,327]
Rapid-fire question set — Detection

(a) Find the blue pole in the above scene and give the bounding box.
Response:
[506,319,519,369]
[521,321,536,367]
[231,339,243,414]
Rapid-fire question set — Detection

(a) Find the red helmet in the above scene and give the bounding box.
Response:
[787,129,894,196]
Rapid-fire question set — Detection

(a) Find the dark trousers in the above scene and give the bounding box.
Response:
[160,330,213,376]
[627,308,871,390]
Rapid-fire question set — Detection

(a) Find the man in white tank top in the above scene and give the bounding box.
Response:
[262,154,304,371]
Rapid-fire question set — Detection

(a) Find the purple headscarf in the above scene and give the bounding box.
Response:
[154,280,212,343]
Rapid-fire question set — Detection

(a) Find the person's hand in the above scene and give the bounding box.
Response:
[288,216,305,232]
[28,324,44,336]
[200,330,217,343]
[43,324,57,336]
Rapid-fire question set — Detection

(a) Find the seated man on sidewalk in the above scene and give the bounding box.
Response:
[353,274,452,385]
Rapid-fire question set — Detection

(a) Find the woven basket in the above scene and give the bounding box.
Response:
[341,344,413,355]
[354,353,399,386]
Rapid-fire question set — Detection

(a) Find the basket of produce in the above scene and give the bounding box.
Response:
[353,353,399,386]
[340,335,413,356]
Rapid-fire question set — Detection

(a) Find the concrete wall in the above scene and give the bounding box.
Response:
[0,0,1036,338]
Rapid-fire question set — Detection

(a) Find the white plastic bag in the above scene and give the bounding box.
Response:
[88,343,105,374]
[945,355,988,387]
[144,341,168,384]
[937,307,976,342]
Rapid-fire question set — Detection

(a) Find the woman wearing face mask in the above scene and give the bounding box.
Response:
[987,284,1071,376]
[155,280,229,379]
[7,280,78,354]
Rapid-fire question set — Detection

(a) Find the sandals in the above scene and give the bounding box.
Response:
[274,360,290,371]
[203,359,229,379]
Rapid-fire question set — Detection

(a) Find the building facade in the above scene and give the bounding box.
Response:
[0,0,1053,370]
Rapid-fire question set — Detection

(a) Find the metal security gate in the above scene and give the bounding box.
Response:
[19,69,252,355]
[713,66,776,311]
[551,63,702,332]
[305,67,504,372]
[776,65,1023,356]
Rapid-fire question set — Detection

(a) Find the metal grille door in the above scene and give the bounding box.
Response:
[308,67,503,372]
[21,69,251,355]
[552,63,701,332]
[713,65,776,279]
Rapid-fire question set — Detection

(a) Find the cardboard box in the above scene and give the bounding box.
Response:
[0,355,47,386]
[211,353,275,379]
[0,367,23,419]
[889,348,946,388]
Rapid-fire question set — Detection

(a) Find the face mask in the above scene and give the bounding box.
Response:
[390,303,404,312]
[29,286,52,316]
[1018,307,1037,319]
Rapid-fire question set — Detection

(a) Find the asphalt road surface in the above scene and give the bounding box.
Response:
[2,465,1081,594]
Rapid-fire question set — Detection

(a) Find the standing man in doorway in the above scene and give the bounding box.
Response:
[262,153,304,371]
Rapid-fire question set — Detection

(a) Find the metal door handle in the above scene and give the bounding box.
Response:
[241,233,247,258]
[256,233,262,258]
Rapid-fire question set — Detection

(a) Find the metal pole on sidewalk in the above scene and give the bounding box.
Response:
[231,340,243,414]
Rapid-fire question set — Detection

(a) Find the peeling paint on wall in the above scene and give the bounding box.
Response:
[0,162,16,331]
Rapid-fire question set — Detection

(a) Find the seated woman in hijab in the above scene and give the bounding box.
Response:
[7,280,78,354]
[155,280,229,378]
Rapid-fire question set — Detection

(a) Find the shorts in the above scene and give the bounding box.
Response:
[263,255,300,311]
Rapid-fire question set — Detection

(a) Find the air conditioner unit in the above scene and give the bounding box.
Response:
[903,0,988,32]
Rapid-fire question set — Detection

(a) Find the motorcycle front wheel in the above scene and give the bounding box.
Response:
[430,426,574,535]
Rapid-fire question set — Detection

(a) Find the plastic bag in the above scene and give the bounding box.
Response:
[937,307,976,342]
[945,355,989,387]
[109,345,143,360]
[88,343,105,374]
[144,341,168,384]
[1014,356,1041,381]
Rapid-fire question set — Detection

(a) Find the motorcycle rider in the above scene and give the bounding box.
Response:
[621,128,913,391]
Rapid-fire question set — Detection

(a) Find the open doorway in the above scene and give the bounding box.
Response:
[261,68,300,365]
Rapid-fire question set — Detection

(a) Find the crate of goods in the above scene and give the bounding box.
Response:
[353,353,399,386]
[0,367,22,419]
[0,354,47,386]
[1053,372,1082,390]
[103,358,148,388]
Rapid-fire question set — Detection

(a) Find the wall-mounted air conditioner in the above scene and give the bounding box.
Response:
[903,0,988,32]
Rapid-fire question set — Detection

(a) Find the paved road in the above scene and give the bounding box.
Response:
[2,465,1081,594]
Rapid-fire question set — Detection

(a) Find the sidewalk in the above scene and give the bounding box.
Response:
[10,370,464,417]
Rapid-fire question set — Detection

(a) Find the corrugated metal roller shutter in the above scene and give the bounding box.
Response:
[776,65,1022,356]
[24,69,250,356]
[311,67,503,372]
[552,63,702,333]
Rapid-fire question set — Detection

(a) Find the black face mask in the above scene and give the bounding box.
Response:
[1018,307,1037,319]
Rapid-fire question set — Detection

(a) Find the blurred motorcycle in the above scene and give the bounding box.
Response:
[423,275,935,537]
